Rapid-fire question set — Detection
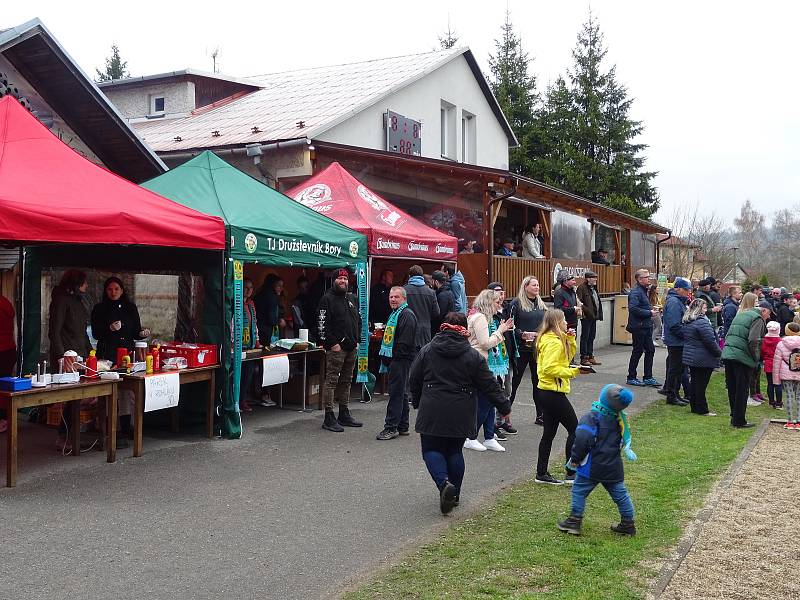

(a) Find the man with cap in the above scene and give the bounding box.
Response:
[553,271,580,332]
[576,271,603,366]
[626,269,661,387]
[495,238,516,257]
[695,278,723,330]
[720,300,772,428]
[591,248,611,266]
[316,268,363,432]
[661,277,692,406]
[431,270,455,335]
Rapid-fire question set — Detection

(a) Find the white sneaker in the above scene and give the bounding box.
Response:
[482,438,506,452]
[463,438,487,452]
[746,397,762,407]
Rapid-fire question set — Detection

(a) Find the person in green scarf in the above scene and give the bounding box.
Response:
[239,278,261,412]
[376,287,418,440]
[557,384,637,537]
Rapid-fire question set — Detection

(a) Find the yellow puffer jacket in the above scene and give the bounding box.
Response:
[536,331,579,394]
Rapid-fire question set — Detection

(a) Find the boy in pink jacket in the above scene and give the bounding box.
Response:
[772,322,800,429]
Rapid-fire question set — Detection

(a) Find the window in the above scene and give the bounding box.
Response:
[440,100,456,159]
[149,94,165,116]
[461,110,476,164]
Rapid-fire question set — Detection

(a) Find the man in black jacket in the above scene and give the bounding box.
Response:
[777,293,795,336]
[431,270,454,335]
[576,271,603,366]
[316,268,363,432]
[553,271,579,330]
[377,286,419,440]
[404,264,440,349]
[369,269,393,327]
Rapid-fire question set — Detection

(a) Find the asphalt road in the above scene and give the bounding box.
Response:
[0,344,665,600]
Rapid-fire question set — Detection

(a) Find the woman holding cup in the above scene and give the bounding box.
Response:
[508,276,548,429]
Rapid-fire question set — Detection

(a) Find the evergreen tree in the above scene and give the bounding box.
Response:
[488,11,540,175]
[534,77,574,188]
[438,23,459,49]
[564,14,659,217]
[96,44,129,82]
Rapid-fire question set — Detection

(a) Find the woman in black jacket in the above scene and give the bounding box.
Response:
[410,312,510,514]
[508,276,547,427]
[254,274,286,346]
[91,277,150,362]
[681,299,721,416]
[49,269,92,365]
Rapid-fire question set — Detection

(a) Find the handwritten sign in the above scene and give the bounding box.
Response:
[262,354,290,387]
[144,373,180,412]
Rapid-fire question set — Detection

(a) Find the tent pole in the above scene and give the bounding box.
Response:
[16,246,24,376]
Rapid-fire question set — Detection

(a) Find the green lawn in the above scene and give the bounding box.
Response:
[345,375,773,600]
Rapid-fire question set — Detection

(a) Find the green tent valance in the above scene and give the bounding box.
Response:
[142,151,367,266]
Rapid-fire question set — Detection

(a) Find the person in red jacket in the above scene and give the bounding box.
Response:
[0,294,15,433]
[762,321,783,408]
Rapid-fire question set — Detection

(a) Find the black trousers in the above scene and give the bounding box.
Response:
[724,359,750,426]
[579,319,597,358]
[689,366,713,414]
[509,351,541,418]
[665,346,684,401]
[536,389,577,477]
[627,327,655,380]
[385,358,411,432]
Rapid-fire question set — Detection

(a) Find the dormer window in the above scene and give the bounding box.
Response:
[149,94,165,117]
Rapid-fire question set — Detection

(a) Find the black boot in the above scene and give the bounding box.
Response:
[322,410,344,432]
[439,481,457,514]
[557,514,583,535]
[337,405,362,427]
[611,518,636,536]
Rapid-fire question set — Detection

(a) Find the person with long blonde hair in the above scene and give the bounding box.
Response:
[507,276,547,428]
[535,309,586,485]
[465,288,513,452]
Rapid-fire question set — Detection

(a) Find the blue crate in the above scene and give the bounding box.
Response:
[0,377,33,392]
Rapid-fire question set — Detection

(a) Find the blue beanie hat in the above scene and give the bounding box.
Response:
[599,383,634,411]
[673,277,691,290]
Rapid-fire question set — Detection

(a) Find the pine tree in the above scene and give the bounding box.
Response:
[488,11,540,175]
[564,14,659,217]
[534,77,574,188]
[438,22,459,49]
[96,44,129,82]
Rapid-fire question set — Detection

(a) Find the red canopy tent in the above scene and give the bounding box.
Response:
[286,162,457,261]
[0,95,225,248]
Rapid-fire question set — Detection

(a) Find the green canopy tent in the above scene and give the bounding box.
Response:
[142,151,368,438]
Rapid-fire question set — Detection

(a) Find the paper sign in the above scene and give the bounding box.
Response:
[144,372,180,412]
[262,354,290,386]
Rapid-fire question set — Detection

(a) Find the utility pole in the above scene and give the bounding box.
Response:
[731,246,739,283]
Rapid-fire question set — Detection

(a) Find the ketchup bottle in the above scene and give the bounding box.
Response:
[152,345,160,373]
[86,350,98,379]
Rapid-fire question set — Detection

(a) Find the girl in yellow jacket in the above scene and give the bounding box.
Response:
[535,309,585,485]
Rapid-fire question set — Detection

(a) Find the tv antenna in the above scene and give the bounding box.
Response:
[210,47,220,73]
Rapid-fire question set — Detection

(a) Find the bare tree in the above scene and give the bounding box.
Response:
[770,207,800,287]
[663,205,735,279]
[733,199,766,269]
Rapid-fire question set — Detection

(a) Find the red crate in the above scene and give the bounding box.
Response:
[161,343,219,368]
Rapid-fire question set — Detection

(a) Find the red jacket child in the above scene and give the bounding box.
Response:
[762,322,781,374]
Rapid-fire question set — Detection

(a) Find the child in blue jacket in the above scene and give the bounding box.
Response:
[557,384,637,536]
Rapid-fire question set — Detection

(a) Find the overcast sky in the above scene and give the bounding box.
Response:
[4,1,798,227]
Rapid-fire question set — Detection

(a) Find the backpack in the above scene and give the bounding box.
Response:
[786,347,800,372]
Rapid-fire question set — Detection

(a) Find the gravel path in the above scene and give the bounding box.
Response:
[660,424,800,600]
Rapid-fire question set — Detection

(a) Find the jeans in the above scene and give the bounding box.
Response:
[688,366,712,414]
[536,389,577,477]
[384,358,411,431]
[665,346,684,400]
[470,391,495,441]
[628,327,655,380]
[322,348,357,410]
[724,359,750,426]
[510,351,540,418]
[749,364,762,396]
[579,319,597,359]
[571,475,635,519]
[420,434,466,494]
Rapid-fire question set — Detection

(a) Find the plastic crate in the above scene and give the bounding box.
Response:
[46,404,95,427]
[162,343,219,368]
[0,377,32,392]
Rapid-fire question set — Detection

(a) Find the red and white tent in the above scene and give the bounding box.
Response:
[0,95,225,249]
[286,162,457,261]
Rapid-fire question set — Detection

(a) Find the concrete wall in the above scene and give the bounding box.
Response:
[103,80,196,122]
[318,54,510,170]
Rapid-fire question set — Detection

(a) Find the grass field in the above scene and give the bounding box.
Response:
[345,375,773,600]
